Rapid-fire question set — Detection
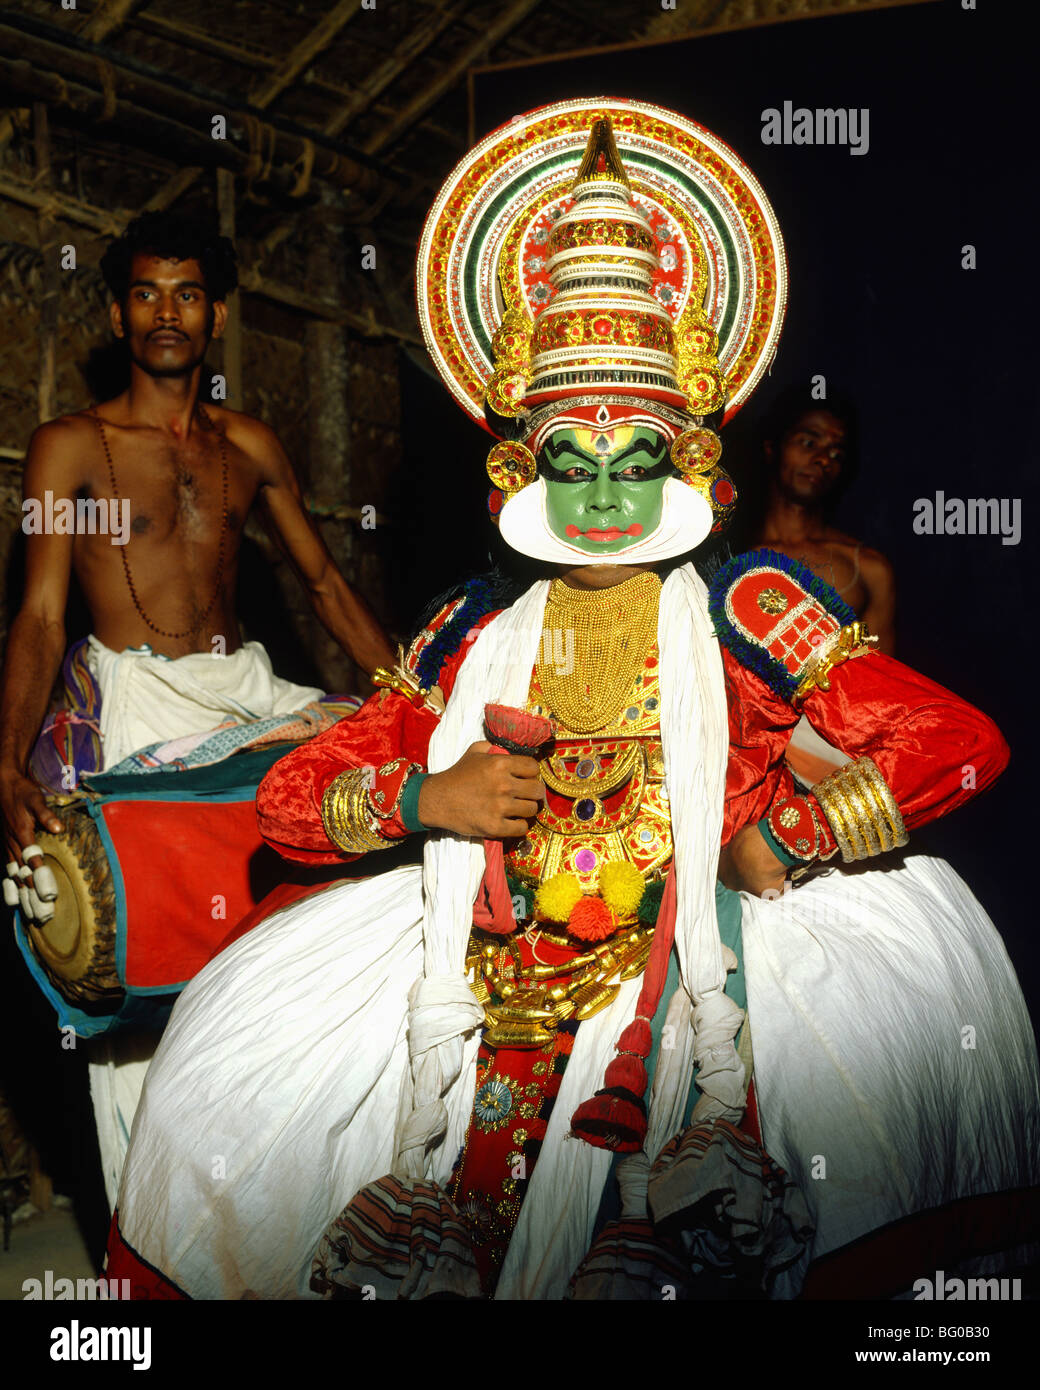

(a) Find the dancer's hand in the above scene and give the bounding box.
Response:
[418,741,544,839]
[718,823,790,898]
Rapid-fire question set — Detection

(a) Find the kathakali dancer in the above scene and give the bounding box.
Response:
[106,100,1039,1299]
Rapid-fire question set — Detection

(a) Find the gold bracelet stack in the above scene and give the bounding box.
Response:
[812,756,909,862]
[321,768,391,855]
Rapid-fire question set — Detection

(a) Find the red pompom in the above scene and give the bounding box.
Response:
[568,895,616,942]
[615,1018,652,1059]
[603,1055,647,1098]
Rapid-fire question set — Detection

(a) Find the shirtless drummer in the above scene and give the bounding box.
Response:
[751,386,896,654]
[748,385,896,787]
[0,212,395,1202]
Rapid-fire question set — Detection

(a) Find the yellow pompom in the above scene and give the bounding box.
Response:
[599,860,646,915]
[534,872,583,924]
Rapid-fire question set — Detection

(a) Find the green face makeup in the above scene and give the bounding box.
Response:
[540,426,672,554]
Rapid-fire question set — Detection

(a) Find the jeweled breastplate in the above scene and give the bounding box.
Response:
[506,645,671,890]
[468,573,671,1047]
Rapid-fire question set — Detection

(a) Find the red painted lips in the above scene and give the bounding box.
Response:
[565,524,644,541]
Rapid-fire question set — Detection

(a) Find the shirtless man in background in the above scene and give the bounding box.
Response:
[0,211,394,869]
[748,385,895,789]
[753,387,896,654]
[0,213,396,1209]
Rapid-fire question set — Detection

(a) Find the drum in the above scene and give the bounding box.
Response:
[25,800,122,1008]
[13,746,342,1037]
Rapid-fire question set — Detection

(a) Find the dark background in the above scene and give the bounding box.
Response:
[394,0,1038,1021]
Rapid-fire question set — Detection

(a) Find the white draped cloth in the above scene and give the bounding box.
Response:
[87,637,322,771]
[112,574,1039,1298]
[85,636,323,1212]
[741,852,1040,1296]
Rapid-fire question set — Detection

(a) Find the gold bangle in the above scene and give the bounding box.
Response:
[814,773,859,862]
[836,769,883,857]
[855,757,909,851]
[830,778,870,860]
[813,757,908,862]
[842,760,891,851]
[321,769,391,855]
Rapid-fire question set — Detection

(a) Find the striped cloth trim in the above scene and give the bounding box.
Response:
[572,1120,814,1300]
[310,1175,481,1300]
[567,1217,688,1300]
[649,1119,814,1291]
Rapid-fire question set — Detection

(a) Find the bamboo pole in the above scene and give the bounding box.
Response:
[0,29,388,195]
[33,103,59,425]
[324,0,469,137]
[216,169,243,412]
[364,0,546,155]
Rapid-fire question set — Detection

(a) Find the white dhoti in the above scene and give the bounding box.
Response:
[85,637,323,1211]
[113,849,1039,1298]
[110,579,1038,1298]
[116,864,645,1299]
[86,637,323,771]
[741,852,1040,1295]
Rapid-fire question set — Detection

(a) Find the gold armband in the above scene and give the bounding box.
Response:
[794,621,878,702]
[812,756,909,863]
[372,644,446,716]
[321,769,392,855]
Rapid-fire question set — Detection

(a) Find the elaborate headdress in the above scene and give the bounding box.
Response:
[417,98,787,563]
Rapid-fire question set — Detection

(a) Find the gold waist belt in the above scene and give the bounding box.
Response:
[466,923,653,1049]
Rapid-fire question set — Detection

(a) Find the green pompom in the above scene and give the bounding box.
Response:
[506,870,534,921]
[637,877,666,924]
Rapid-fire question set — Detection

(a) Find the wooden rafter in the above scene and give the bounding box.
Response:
[248,0,364,109]
[78,0,145,44]
[0,171,419,344]
[364,0,546,155]
[136,12,368,104]
[142,0,367,219]
[0,171,125,237]
[324,0,470,137]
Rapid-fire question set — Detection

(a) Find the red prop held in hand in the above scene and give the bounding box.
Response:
[471,704,554,936]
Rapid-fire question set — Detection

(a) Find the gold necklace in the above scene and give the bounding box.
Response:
[537,570,660,733]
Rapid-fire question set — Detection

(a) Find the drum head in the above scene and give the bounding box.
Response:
[28,803,123,1007]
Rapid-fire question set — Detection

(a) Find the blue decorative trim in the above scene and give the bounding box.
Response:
[414,577,497,690]
[399,772,429,832]
[708,548,857,701]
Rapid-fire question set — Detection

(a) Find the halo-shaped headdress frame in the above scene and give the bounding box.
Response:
[416,98,787,433]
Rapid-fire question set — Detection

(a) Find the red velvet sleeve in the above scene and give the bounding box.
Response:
[722,650,800,845]
[257,608,502,864]
[798,652,1010,830]
[720,647,1009,847]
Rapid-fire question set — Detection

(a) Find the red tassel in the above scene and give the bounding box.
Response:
[471,706,553,936]
[569,1090,647,1152]
[603,1054,646,1096]
[615,1018,652,1058]
[571,868,680,1152]
[470,746,516,936]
